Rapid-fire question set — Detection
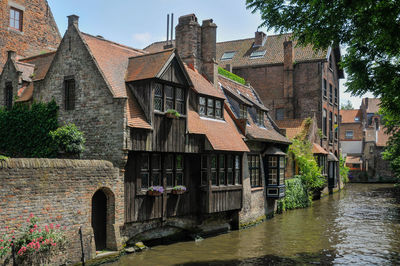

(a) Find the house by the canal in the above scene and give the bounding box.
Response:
[0,13,289,263]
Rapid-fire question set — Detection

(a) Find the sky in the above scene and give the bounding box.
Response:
[47,0,372,108]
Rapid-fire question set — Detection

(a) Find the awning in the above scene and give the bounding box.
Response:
[263,146,286,156]
[312,143,329,155]
[328,152,339,162]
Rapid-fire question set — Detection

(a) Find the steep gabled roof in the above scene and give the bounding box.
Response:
[312,143,328,154]
[275,118,307,139]
[340,109,362,123]
[216,33,327,68]
[126,88,151,129]
[126,49,175,82]
[19,52,56,81]
[185,65,225,99]
[81,33,146,97]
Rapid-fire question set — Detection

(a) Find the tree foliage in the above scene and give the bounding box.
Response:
[246,0,400,179]
[340,100,354,110]
[49,123,86,155]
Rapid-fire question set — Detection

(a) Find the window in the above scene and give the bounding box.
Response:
[248,155,261,187]
[256,109,264,127]
[250,50,266,58]
[140,153,184,189]
[154,83,185,114]
[323,79,327,99]
[198,96,223,119]
[369,145,373,154]
[334,87,338,105]
[317,155,327,175]
[323,109,327,136]
[329,84,333,104]
[345,130,354,139]
[10,7,23,31]
[329,55,333,69]
[239,104,248,119]
[221,51,236,60]
[354,117,360,122]
[276,108,284,121]
[4,82,13,110]
[267,156,285,186]
[329,111,333,142]
[334,114,338,139]
[202,154,241,186]
[64,78,75,110]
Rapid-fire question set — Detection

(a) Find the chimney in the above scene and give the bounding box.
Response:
[175,14,201,70]
[67,15,79,29]
[283,39,294,99]
[201,19,217,85]
[254,31,266,47]
[7,51,16,61]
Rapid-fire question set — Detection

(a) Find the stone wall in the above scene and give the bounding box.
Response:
[0,158,124,264]
[0,0,60,71]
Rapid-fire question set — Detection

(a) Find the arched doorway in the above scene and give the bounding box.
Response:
[92,190,107,250]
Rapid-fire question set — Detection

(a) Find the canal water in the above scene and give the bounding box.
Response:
[112,184,400,265]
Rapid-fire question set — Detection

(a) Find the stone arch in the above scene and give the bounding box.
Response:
[91,187,118,251]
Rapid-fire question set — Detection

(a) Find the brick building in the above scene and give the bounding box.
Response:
[0,0,60,72]
[340,109,363,171]
[216,32,344,159]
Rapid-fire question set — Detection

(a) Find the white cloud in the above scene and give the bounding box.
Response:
[132,32,152,47]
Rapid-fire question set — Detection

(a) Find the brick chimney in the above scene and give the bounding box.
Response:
[201,19,217,85]
[68,14,79,29]
[254,31,266,47]
[175,14,202,70]
[283,39,294,99]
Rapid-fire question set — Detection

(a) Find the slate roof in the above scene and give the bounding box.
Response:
[126,49,174,82]
[216,33,327,68]
[81,33,146,97]
[340,109,362,123]
[188,106,249,152]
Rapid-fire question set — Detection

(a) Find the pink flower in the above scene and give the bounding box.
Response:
[29,213,34,218]
[5,226,8,230]
[50,223,54,229]
[0,247,3,250]
[38,229,41,233]
[56,224,61,229]
[26,218,30,223]
[34,224,38,229]
[30,229,34,233]
[0,239,3,242]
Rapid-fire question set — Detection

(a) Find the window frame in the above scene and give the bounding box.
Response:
[266,155,286,187]
[239,104,248,119]
[139,153,185,192]
[198,95,224,120]
[221,51,236,61]
[4,82,13,110]
[334,87,338,105]
[248,154,262,188]
[256,109,265,127]
[202,153,242,187]
[323,79,327,99]
[329,84,333,104]
[250,50,266,59]
[153,82,186,115]
[9,7,23,32]
[323,108,327,137]
[345,130,354,139]
[64,77,76,111]
[276,108,284,121]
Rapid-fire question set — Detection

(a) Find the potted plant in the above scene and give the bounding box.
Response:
[171,185,187,195]
[147,186,164,196]
[165,109,180,119]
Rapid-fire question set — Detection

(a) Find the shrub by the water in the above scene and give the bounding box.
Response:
[50,123,85,155]
[277,177,311,213]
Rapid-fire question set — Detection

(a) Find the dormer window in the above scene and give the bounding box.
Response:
[239,104,247,119]
[10,7,23,32]
[154,83,185,114]
[250,50,266,59]
[256,109,264,127]
[198,95,223,119]
[221,51,236,60]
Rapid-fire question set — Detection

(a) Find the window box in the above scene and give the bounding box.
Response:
[171,185,186,195]
[147,186,164,196]
[165,109,180,119]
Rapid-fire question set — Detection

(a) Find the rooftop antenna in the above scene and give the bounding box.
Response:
[166,14,170,43]
[164,13,174,49]
[171,13,174,44]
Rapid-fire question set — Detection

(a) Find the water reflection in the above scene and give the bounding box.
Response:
[111,184,400,265]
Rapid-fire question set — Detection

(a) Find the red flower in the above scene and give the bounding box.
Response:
[29,213,34,218]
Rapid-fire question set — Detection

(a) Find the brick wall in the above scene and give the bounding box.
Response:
[0,158,124,264]
[0,0,60,71]
[340,123,363,141]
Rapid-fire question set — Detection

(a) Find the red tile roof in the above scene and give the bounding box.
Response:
[340,109,362,123]
[16,83,34,102]
[188,106,249,152]
[346,156,362,164]
[19,52,56,81]
[312,143,328,154]
[144,40,176,53]
[377,130,390,147]
[275,119,307,139]
[126,49,174,82]
[81,33,146,97]
[185,65,225,99]
[216,33,327,68]
[362,98,381,114]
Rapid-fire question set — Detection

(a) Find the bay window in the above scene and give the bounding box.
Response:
[264,147,286,198]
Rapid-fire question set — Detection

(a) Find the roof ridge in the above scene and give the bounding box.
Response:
[19,51,56,61]
[143,40,175,50]
[128,48,174,59]
[217,32,293,44]
[81,32,147,54]
[16,61,35,67]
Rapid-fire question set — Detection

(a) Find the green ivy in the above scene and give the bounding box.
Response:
[277,177,311,213]
[339,155,350,183]
[0,101,59,158]
[218,67,246,85]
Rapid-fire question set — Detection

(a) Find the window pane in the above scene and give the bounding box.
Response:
[215,100,221,108]
[176,172,183,185]
[199,106,206,115]
[199,96,206,105]
[176,88,184,100]
[141,154,149,170]
[201,171,208,186]
[279,157,285,168]
[154,98,162,111]
[201,155,208,169]
[166,99,174,110]
[219,171,225,185]
[165,85,173,99]
[235,170,240,184]
[207,99,214,116]
[211,155,217,169]
[15,10,19,20]
[141,173,149,188]
[176,155,183,169]
[211,172,217,185]
[177,102,184,114]
[152,172,161,186]
[166,173,173,187]
[155,83,163,96]
[235,156,240,169]
[268,156,277,167]
[152,154,161,169]
[268,169,277,185]
[280,169,285,185]
[165,155,173,170]
[215,108,222,118]
[207,98,214,107]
